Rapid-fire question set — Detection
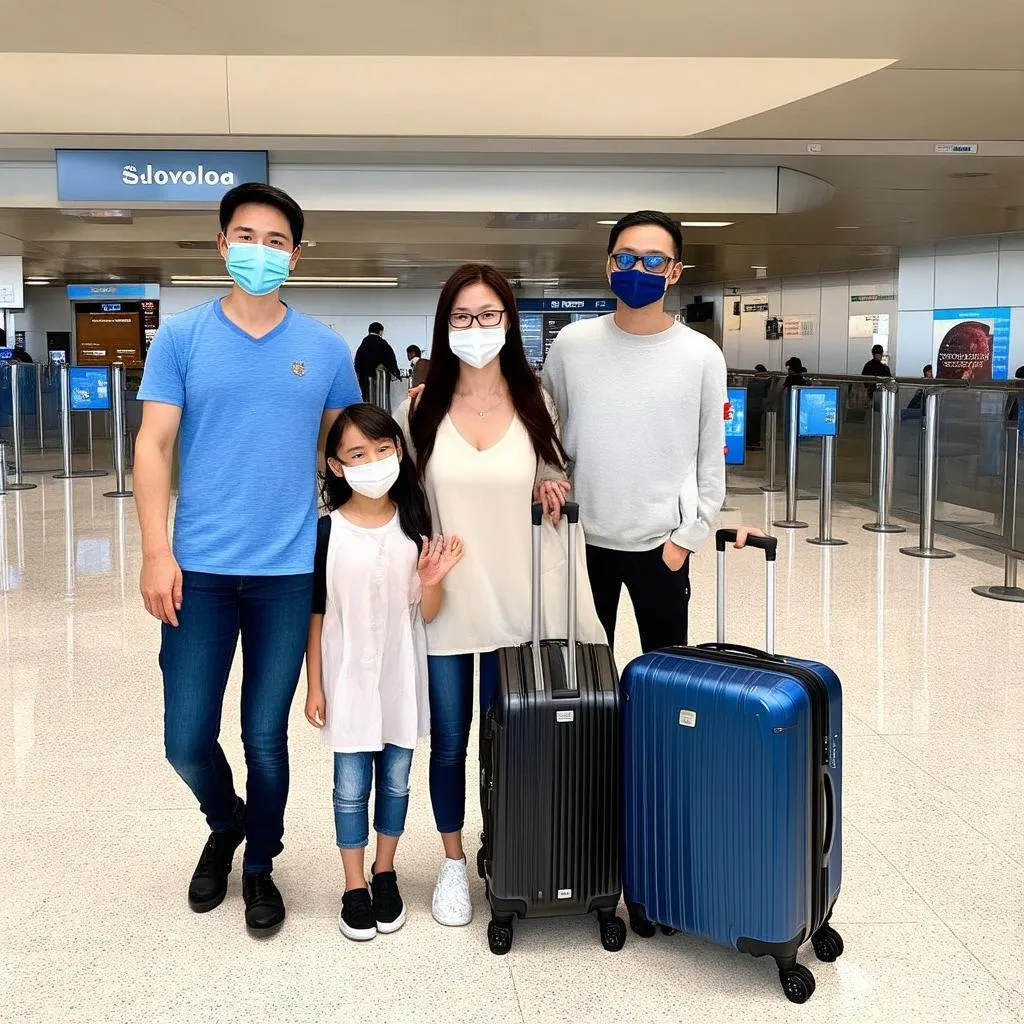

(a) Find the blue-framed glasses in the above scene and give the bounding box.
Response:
[610,252,676,274]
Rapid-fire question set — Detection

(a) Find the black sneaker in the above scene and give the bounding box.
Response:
[339,888,377,942]
[242,871,285,937]
[187,799,245,913]
[371,869,407,934]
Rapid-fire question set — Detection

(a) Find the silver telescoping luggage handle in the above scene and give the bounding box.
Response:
[714,529,778,656]
[531,500,580,693]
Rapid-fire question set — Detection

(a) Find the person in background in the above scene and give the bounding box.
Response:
[1008,365,1024,424]
[543,210,761,654]
[783,356,808,389]
[861,345,892,405]
[747,363,771,449]
[305,404,463,942]
[861,344,892,379]
[407,345,431,389]
[355,322,401,402]
[135,182,360,938]
[908,365,933,411]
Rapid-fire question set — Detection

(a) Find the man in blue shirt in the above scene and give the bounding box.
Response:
[136,182,360,936]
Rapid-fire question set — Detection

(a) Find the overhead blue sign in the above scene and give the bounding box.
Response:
[798,387,839,438]
[56,150,268,203]
[725,387,747,466]
[67,284,160,301]
[517,298,615,313]
[69,367,111,412]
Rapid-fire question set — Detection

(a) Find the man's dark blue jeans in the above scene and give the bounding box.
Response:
[161,571,313,874]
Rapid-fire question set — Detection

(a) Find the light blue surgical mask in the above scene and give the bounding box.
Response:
[225,242,293,296]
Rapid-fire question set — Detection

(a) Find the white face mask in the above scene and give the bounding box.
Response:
[341,454,400,500]
[449,326,505,370]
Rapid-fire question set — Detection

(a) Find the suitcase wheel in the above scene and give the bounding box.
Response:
[811,923,844,963]
[599,915,627,953]
[778,964,816,1004]
[476,844,486,880]
[487,919,514,956]
[659,925,678,936]
[626,903,656,939]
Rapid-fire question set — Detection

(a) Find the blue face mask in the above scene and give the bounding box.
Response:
[225,242,293,296]
[610,269,668,309]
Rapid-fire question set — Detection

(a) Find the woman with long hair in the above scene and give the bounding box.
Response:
[395,263,603,928]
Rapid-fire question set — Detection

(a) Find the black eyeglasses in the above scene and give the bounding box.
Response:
[449,310,505,330]
[610,252,676,275]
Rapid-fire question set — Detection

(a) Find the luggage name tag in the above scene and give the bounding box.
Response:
[678,709,697,728]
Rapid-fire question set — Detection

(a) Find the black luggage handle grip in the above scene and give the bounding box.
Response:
[532,500,580,526]
[822,771,837,861]
[695,642,784,664]
[716,529,778,561]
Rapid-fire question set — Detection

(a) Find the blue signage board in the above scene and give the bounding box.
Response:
[517,298,615,313]
[0,349,13,362]
[725,387,747,466]
[520,313,544,363]
[69,367,111,411]
[798,387,839,438]
[933,307,1011,381]
[67,283,160,301]
[57,150,268,203]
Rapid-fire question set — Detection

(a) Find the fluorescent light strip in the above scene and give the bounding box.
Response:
[679,221,733,228]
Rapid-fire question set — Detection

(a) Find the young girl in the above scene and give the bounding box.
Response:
[305,404,463,942]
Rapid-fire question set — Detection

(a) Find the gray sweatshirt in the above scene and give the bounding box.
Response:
[542,314,727,553]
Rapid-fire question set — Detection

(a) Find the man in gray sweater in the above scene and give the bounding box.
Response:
[542,211,728,651]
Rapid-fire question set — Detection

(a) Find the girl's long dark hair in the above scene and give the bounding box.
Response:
[410,263,565,474]
[320,404,431,545]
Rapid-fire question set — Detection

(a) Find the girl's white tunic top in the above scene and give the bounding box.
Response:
[314,508,430,753]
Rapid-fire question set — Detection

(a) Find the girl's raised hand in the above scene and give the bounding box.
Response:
[418,535,465,589]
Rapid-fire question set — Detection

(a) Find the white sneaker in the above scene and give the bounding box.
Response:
[431,857,473,927]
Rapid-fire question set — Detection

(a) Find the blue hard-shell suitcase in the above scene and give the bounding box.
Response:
[621,530,843,1004]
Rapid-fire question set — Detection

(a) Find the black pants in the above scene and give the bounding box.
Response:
[586,544,691,653]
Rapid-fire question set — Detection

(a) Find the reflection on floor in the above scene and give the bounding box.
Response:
[2,476,1022,1023]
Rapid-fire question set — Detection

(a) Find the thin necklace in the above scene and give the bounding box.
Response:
[455,391,508,418]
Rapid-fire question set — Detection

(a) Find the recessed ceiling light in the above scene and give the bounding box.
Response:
[596,220,618,226]
[25,279,52,286]
[751,265,768,271]
[834,225,861,230]
[679,221,733,228]
[681,265,696,270]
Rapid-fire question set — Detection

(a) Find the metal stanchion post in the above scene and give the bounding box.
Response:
[53,365,107,480]
[0,442,8,495]
[900,389,954,559]
[6,365,37,492]
[773,387,808,529]
[972,422,1024,601]
[104,363,133,498]
[864,381,905,534]
[36,364,45,451]
[760,406,784,493]
[808,433,847,546]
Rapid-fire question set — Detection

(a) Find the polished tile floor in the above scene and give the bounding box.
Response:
[2,474,1022,1023]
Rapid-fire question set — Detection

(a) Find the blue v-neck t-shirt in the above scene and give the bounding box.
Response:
[138,299,360,576]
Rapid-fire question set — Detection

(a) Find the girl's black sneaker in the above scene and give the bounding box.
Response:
[371,869,407,934]
[339,888,377,942]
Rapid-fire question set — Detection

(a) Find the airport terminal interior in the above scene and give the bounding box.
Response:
[2,2,1024,1022]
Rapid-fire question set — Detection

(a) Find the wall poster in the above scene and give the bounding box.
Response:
[933,307,1011,381]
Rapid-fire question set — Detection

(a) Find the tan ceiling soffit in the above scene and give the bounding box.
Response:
[229,57,894,137]
[0,54,230,134]
[0,54,893,137]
